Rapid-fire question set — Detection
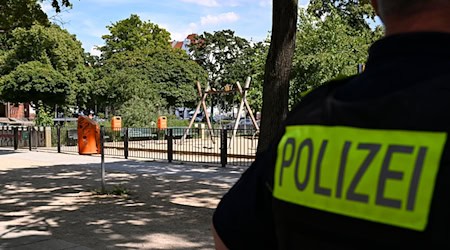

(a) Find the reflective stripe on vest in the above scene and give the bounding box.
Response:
[273,125,447,231]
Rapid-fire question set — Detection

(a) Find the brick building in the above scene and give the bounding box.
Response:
[0,102,34,123]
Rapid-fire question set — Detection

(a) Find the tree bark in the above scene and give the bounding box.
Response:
[257,0,298,153]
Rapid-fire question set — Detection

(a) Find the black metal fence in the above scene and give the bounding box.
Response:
[37,126,257,167]
[0,126,50,150]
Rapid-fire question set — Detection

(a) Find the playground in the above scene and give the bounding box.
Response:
[0,149,244,249]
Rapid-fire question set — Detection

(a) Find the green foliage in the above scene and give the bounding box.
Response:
[166,115,189,127]
[2,24,84,75]
[35,103,54,126]
[0,24,91,109]
[156,49,208,108]
[308,0,375,30]
[93,185,130,196]
[118,96,163,128]
[0,0,71,47]
[70,64,95,109]
[99,14,171,60]
[1,61,70,105]
[190,30,252,87]
[245,41,269,113]
[0,0,49,34]
[93,15,206,125]
[189,30,267,116]
[290,9,382,106]
[47,0,72,13]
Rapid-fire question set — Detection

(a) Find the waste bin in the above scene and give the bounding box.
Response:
[157,116,167,129]
[111,116,122,131]
[77,116,100,155]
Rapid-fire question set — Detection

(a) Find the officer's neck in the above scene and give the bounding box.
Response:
[383,8,450,36]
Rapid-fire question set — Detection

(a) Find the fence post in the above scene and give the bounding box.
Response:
[221,129,228,168]
[167,129,173,163]
[100,126,106,193]
[57,126,61,153]
[124,127,129,159]
[28,126,32,151]
[13,127,18,150]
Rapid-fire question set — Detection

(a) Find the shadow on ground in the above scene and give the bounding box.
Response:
[0,158,243,249]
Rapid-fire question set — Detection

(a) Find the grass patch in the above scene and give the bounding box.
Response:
[93,185,131,196]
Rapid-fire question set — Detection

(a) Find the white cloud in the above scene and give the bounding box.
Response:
[200,12,240,26]
[259,0,271,7]
[39,1,54,14]
[179,0,219,7]
[169,23,198,41]
[89,47,102,57]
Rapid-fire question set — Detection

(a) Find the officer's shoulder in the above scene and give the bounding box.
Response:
[291,75,355,112]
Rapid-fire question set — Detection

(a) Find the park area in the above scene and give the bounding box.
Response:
[0,149,244,249]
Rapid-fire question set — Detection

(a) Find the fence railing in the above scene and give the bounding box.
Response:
[0,126,51,150]
[1,126,258,167]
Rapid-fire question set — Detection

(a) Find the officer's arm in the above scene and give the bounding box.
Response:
[212,144,278,249]
[213,224,228,250]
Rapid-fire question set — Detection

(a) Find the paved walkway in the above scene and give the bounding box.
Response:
[0,149,245,249]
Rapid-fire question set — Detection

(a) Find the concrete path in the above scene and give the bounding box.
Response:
[0,149,245,249]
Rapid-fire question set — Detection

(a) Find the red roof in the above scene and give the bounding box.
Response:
[186,34,197,41]
[174,41,183,49]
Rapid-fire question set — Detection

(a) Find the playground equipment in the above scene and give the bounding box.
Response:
[180,77,259,146]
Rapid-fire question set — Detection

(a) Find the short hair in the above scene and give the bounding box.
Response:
[377,0,449,18]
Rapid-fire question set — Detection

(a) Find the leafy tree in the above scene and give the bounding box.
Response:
[0,0,49,33]
[0,0,71,34]
[70,63,95,110]
[47,0,71,12]
[94,16,206,125]
[246,41,269,114]
[119,96,164,128]
[94,47,206,126]
[154,49,208,108]
[290,9,381,105]
[34,102,54,126]
[190,29,257,117]
[1,61,70,106]
[190,29,252,87]
[1,24,84,75]
[0,24,91,112]
[308,0,375,30]
[258,0,298,153]
[99,14,171,59]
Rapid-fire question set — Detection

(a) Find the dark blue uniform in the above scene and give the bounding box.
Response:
[213,32,450,249]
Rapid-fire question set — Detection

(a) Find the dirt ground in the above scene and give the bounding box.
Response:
[0,149,245,249]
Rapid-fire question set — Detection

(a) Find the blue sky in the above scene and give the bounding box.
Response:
[41,0,310,56]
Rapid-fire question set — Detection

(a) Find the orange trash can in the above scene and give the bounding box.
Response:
[157,116,167,129]
[77,116,100,155]
[111,116,122,131]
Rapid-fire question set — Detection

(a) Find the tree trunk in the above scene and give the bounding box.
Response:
[257,0,298,153]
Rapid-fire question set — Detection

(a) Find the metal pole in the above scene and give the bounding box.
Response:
[221,129,228,168]
[124,127,129,159]
[57,126,61,153]
[168,129,173,163]
[28,126,32,151]
[100,126,106,193]
[13,127,18,150]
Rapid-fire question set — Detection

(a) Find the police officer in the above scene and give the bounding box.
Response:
[213,0,450,249]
